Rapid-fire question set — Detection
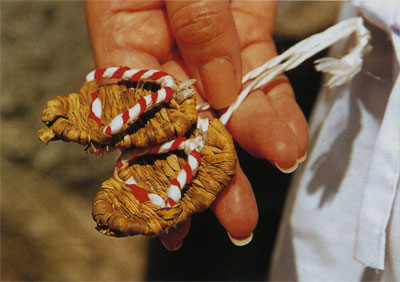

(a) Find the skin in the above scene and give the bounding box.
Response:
[85,0,308,250]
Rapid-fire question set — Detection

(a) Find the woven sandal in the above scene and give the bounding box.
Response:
[37,69,197,154]
[37,68,236,238]
[92,119,236,237]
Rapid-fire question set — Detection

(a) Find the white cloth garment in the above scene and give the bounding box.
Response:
[269,1,400,281]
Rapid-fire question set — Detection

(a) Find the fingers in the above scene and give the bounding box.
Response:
[85,0,171,68]
[165,0,242,109]
[229,0,309,171]
[211,163,258,246]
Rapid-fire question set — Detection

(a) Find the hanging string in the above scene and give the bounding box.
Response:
[219,17,371,125]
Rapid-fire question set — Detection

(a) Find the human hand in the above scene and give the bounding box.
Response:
[85,0,308,250]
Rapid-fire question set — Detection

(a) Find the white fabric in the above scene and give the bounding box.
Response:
[354,2,400,269]
[269,1,400,280]
[352,0,400,34]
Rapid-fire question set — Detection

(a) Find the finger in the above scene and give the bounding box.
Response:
[228,1,309,171]
[165,0,242,109]
[162,59,258,246]
[85,0,171,68]
[227,90,299,171]
[211,163,258,246]
[160,218,191,251]
[231,0,277,74]
[162,56,217,120]
[264,76,309,161]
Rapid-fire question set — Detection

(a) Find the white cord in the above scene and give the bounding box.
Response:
[219,17,371,125]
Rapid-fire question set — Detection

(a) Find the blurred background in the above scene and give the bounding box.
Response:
[1,1,341,281]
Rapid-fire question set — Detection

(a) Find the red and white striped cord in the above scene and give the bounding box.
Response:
[116,137,188,169]
[124,175,166,208]
[89,91,102,127]
[117,117,209,208]
[121,149,201,208]
[103,87,174,135]
[166,149,201,207]
[85,67,195,134]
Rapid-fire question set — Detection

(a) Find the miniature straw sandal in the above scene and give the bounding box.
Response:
[37,68,197,155]
[37,67,236,237]
[93,118,235,237]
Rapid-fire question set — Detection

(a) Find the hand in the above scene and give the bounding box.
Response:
[85,0,308,250]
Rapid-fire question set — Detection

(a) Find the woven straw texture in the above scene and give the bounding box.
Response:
[37,81,197,154]
[92,119,236,237]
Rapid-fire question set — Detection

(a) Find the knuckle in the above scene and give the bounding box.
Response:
[171,2,227,46]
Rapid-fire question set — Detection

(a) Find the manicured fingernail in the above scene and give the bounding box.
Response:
[161,240,183,251]
[200,57,240,109]
[227,232,253,246]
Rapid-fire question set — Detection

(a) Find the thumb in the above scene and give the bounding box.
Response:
[165,0,242,109]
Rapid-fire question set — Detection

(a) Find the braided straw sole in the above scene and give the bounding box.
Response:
[37,81,197,153]
[92,119,236,237]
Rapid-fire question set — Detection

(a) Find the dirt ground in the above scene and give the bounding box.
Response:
[1,1,340,281]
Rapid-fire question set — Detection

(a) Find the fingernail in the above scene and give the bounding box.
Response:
[276,153,307,173]
[274,160,299,174]
[227,232,253,246]
[298,152,307,163]
[161,240,183,251]
[200,57,240,109]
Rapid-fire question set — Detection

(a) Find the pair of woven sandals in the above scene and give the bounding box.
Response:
[37,67,236,237]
